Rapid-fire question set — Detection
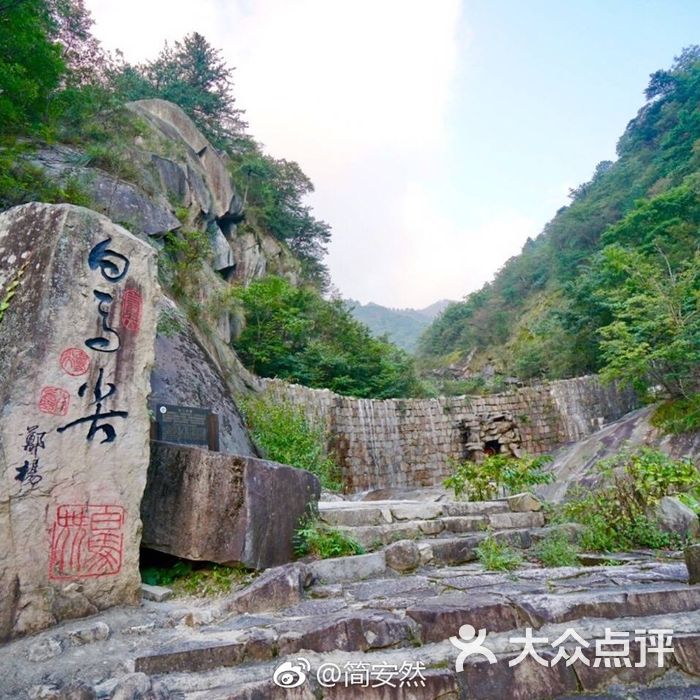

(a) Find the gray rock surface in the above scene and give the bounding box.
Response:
[543,405,700,502]
[31,146,180,238]
[82,171,180,237]
[0,203,157,641]
[686,543,700,584]
[653,496,700,539]
[226,564,308,614]
[507,492,543,512]
[140,584,173,603]
[127,99,234,219]
[151,299,257,456]
[384,540,421,572]
[141,443,320,568]
[108,673,169,700]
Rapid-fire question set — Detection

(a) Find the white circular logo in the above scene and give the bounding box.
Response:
[159,406,167,414]
[272,658,310,688]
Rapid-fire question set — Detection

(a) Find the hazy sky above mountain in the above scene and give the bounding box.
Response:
[87,0,700,307]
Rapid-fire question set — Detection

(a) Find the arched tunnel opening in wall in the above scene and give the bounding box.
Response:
[459,412,523,462]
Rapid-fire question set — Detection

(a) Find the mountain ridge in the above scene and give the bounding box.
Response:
[348,299,452,352]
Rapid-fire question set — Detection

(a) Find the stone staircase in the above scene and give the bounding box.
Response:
[318,499,546,551]
[2,498,700,700]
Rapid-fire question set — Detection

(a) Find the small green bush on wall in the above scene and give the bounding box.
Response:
[241,394,341,491]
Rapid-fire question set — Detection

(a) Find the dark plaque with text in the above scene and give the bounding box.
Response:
[153,404,219,450]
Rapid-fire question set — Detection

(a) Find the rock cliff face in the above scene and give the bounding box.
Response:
[30,100,297,445]
[0,203,157,641]
[32,99,301,287]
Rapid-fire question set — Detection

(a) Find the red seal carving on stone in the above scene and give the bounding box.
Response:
[59,348,90,376]
[119,288,142,333]
[38,386,70,416]
[49,504,125,579]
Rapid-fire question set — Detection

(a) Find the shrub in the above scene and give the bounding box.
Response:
[141,561,249,597]
[444,453,553,501]
[241,395,341,491]
[293,519,364,559]
[652,394,700,435]
[476,535,522,571]
[158,228,212,303]
[0,146,90,210]
[534,531,579,567]
[559,448,699,552]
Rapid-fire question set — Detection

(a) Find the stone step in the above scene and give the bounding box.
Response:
[333,517,485,549]
[148,615,700,699]
[133,584,700,679]
[306,525,573,583]
[333,512,546,550]
[317,499,510,527]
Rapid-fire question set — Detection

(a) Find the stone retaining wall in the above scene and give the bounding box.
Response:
[258,376,638,492]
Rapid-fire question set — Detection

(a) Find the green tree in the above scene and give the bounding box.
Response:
[47,0,107,86]
[232,276,423,399]
[0,0,64,137]
[114,32,246,146]
[595,244,700,398]
[231,148,331,289]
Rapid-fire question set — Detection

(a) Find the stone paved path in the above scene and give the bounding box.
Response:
[2,498,700,700]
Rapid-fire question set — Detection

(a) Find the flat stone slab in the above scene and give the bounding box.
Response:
[140,584,173,602]
[308,552,386,583]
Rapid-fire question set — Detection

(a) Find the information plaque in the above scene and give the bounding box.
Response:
[152,404,219,450]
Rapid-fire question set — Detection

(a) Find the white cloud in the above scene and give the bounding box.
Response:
[383,183,539,307]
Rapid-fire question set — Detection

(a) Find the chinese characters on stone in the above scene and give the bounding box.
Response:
[56,237,139,443]
[15,425,47,489]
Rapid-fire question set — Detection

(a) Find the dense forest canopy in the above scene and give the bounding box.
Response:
[419,48,700,400]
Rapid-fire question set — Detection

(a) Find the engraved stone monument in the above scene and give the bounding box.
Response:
[0,203,157,640]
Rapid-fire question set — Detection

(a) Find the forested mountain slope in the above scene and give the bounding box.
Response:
[349,299,451,352]
[418,48,700,402]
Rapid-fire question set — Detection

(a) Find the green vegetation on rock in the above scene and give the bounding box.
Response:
[241,394,341,491]
[232,276,424,399]
[293,519,365,559]
[558,448,700,551]
[534,531,579,568]
[476,535,522,572]
[652,394,700,434]
[141,560,250,597]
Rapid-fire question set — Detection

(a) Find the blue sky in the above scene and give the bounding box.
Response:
[87,0,700,308]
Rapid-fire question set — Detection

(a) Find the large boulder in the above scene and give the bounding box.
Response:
[31,146,181,238]
[141,443,320,569]
[652,496,700,539]
[0,203,157,641]
[127,99,235,219]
